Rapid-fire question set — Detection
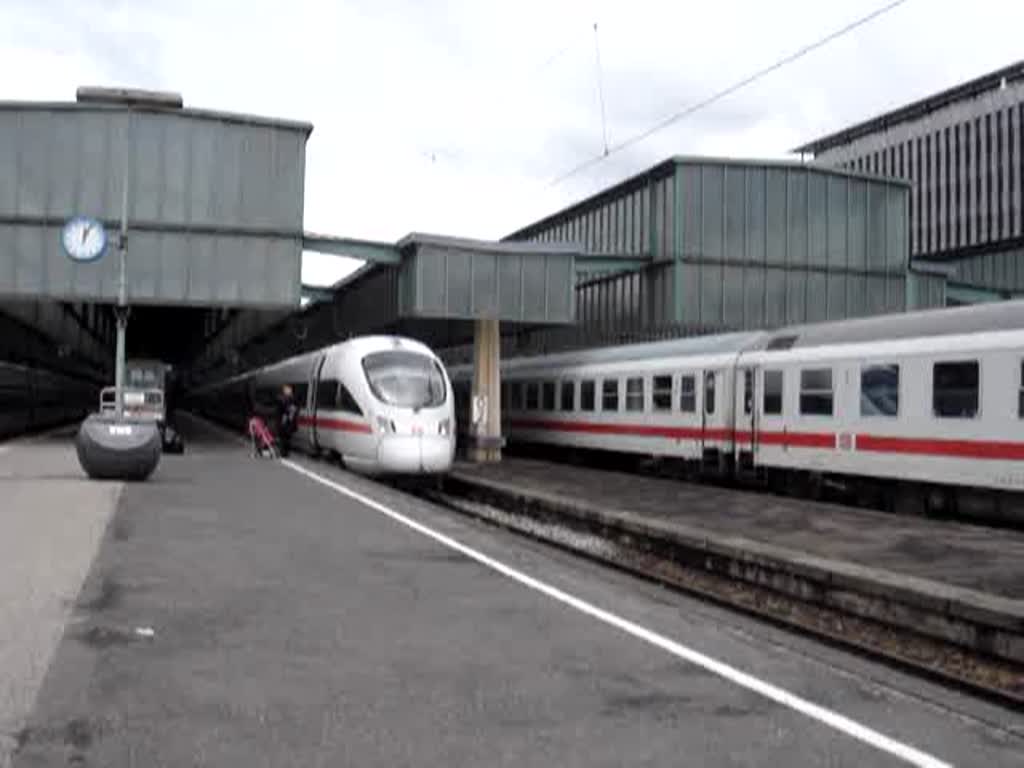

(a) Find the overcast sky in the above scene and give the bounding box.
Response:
[2,0,1023,287]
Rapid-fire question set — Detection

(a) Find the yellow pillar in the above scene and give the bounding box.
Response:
[470,317,502,462]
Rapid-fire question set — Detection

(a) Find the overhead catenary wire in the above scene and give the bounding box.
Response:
[547,0,912,187]
[537,41,576,72]
[529,21,598,78]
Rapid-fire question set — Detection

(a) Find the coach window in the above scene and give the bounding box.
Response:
[580,380,596,411]
[933,361,979,418]
[704,371,716,415]
[743,370,754,415]
[861,364,900,417]
[525,381,539,411]
[626,377,645,411]
[653,375,672,411]
[337,384,363,415]
[763,370,783,415]
[508,382,522,411]
[316,379,339,409]
[1019,362,1024,418]
[542,381,557,411]
[679,374,696,413]
[561,380,575,411]
[800,368,833,416]
[602,379,619,412]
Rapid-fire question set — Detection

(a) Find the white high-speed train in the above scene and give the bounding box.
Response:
[451,300,1024,524]
[196,336,455,475]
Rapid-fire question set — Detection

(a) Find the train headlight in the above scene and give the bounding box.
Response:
[438,418,451,437]
[375,415,396,434]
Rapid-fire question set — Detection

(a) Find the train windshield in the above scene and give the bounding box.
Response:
[362,351,447,409]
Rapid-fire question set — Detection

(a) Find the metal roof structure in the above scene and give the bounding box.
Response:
[793,59,1024,156]
[0,93,314,135]
[400,231,576,254]
[193,233,581,383]
[506,154,906,244]
[300,233,400,264]
[0,90,312,308]
[396,233,578,322]
[500,154,918,348]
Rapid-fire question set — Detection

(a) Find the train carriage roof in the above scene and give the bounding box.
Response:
[754,300,1024,352]
[500,331,766,371]
[487,300,1024,374]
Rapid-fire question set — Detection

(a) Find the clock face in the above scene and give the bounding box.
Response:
[61,217,107,263]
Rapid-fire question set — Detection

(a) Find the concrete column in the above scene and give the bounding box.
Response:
[470,317,502,462]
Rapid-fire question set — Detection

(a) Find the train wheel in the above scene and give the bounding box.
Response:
[810,472,828,501]
[853,480,882,510]
[923,485,955,519]
[892,482,927,517]
[782,470,806,499]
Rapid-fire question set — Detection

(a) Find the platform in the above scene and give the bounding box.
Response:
[449,458,1024,668]
[1,420,1022,767]
[0,427,122,760]
[451,458,1024,599]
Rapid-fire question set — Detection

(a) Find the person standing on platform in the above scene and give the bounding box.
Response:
[276,384,298,458]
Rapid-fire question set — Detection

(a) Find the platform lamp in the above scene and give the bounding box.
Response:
[72,86,182,481]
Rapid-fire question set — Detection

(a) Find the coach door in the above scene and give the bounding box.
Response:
[700,369,716,456]
[309,354,328,451]
[735,366,756,471]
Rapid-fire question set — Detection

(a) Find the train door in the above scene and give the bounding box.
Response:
[499,379,511,450]
[735,366,756,471]
[700,369,717,469]
[307,354,328,451]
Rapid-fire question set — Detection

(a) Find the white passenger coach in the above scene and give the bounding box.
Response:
[451,301,1024,523]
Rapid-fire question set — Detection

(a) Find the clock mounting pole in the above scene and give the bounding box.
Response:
[113,132,130,419]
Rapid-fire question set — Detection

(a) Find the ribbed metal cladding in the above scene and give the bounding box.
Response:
[398,238,575,324]
[811,75,1024,262]
[508,157,909,340]
[953,245,1024,293]
[0,102,310,307]
[509,161,672,259]
[680,160,905,331]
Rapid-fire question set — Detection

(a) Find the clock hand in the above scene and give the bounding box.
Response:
[81,224,91,245]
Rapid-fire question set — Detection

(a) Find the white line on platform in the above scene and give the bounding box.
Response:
[283,459,952,768]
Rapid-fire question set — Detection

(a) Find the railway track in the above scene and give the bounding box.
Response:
[413,480,1024,714]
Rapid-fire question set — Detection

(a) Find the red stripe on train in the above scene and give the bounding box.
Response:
[756,430,836,449]
[511,419,735,443]
[855,434,1024,460]
[298,415,373,434]
[511,419,716,441]
[510,418,1024,460]
[723,429,837,448]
